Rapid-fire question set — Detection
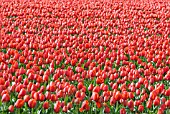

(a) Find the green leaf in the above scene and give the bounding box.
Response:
[144,27,148,31]
[15,26,18,30]
[64,95,69,103]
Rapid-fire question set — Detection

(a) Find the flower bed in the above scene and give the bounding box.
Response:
[0,0,170,114]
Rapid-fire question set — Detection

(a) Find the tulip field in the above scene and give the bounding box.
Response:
[0,0,170,114]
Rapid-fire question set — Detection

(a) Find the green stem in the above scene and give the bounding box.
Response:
[2,103,5,114]
[115,102,118,113]
[32,108,34,114]
[76,105,79,114]
[99,106,103,114]
[148,108,152,114]
[42,108,44,114]
[91,102,93,114]
[18,108,20,114]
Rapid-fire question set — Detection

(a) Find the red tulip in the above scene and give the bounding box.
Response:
[104,106,110,113]
[77,82,84,90]
[120,108,126,114]
[157,108,164,114]
[54,101,61,113]
[15,99,25,108]
[79,100,90,112]
[51,94,57,102]
[165,100,170,108]
[127,100,134,109]
[45,91,51,100]
[91,92,99,101]
[115,91,121,101]
[110,96,116,106]
[147,99,152,109]
[8,105,14,112]
[0,85,4,95]
[88,84,94,91]
[96,77,104,84]
[43,101,49,109]
[24,95,30,102]
[0,78,5,85]
[39,93,45,101]
[67,102,73,110]
[28,99,37,108]
[32,92,39,100]
[93,86,100,93]
[1,93,10,102]
[62,106,68,112]
[18,88,26,98]
[138,105,144,112]
[153,96,160,106]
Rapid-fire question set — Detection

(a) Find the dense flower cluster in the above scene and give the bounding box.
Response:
[0,0,170,114]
